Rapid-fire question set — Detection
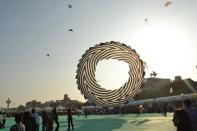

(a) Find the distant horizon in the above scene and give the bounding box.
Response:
[1,75,196,108]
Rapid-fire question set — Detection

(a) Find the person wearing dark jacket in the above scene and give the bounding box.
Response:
[52,107,59,129]
[172,109,193,131]
[184,99,197,131]
[66,105,74,131]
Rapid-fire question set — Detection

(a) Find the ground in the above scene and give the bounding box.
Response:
[2,113,175,131]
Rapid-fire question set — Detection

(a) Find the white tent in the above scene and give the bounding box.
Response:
[26,107,42,112]
[43,106,53,111]
[82,106,102,110]
[56,105,65,111]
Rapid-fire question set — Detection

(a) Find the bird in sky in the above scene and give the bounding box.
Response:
[164,1,172,7]
[144,18,148,24]
[150,71,157,77]
[46,53,50,57]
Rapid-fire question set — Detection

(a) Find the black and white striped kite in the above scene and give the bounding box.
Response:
[76,41,145,107]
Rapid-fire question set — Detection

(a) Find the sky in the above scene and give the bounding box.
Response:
[0,0,197,108]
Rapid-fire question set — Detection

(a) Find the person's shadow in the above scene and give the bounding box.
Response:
[76,118,126,131]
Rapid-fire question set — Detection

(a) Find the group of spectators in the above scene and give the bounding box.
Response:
[1,99,197,131]
[10,108,40,131]
[9,105,74,131]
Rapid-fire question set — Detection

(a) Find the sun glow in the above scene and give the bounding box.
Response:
[134,23,194,79]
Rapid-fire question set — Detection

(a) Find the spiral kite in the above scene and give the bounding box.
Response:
[76,41,145,107]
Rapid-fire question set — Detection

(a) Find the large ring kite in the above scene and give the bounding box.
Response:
[76,41,145,107]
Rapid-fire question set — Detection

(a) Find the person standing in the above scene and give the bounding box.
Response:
[136,105,140,117]
[172,109,193,131]
[31,108,40,131]
[183,99,197,131]
[163,103,168,117]
[84,110,88,118]
[47,112,54,131]
[2,112,6,128]
[22,111,33,131]
[66,105,74,130]
[41,111,48,131]
[137,105,144,116]
[0,112,3,128]
[52,107,59,129]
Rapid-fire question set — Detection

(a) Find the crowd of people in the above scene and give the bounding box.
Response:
[0,99,197,131]
[7,105,74,131]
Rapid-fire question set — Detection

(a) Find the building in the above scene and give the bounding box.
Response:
[26,100,42,108]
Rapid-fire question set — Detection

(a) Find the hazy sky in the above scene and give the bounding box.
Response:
[0,0,197,108]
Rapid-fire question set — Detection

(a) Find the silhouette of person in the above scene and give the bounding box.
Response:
[163,103,168,117]
[47,112,54,131]
[137,105,144,117]
[2,112,6,128]
[121,107,124,116]
[172,109,193,131]
[183,99,197,131]
[41,111,48,131]
[136,105,140,117]
[31,109,40,131]
[66,105,74,130]
[84,110,88,118]
[0,112,3,128]
[52,107,59,129]
[22,111,33,131]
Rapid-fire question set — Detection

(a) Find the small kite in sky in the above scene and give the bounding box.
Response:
[150,71,157,77]
[68,4,72,8]
[144,18,148,24]
[68,29,73,32]
[164,1,172,7]
[46,53,50,57]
